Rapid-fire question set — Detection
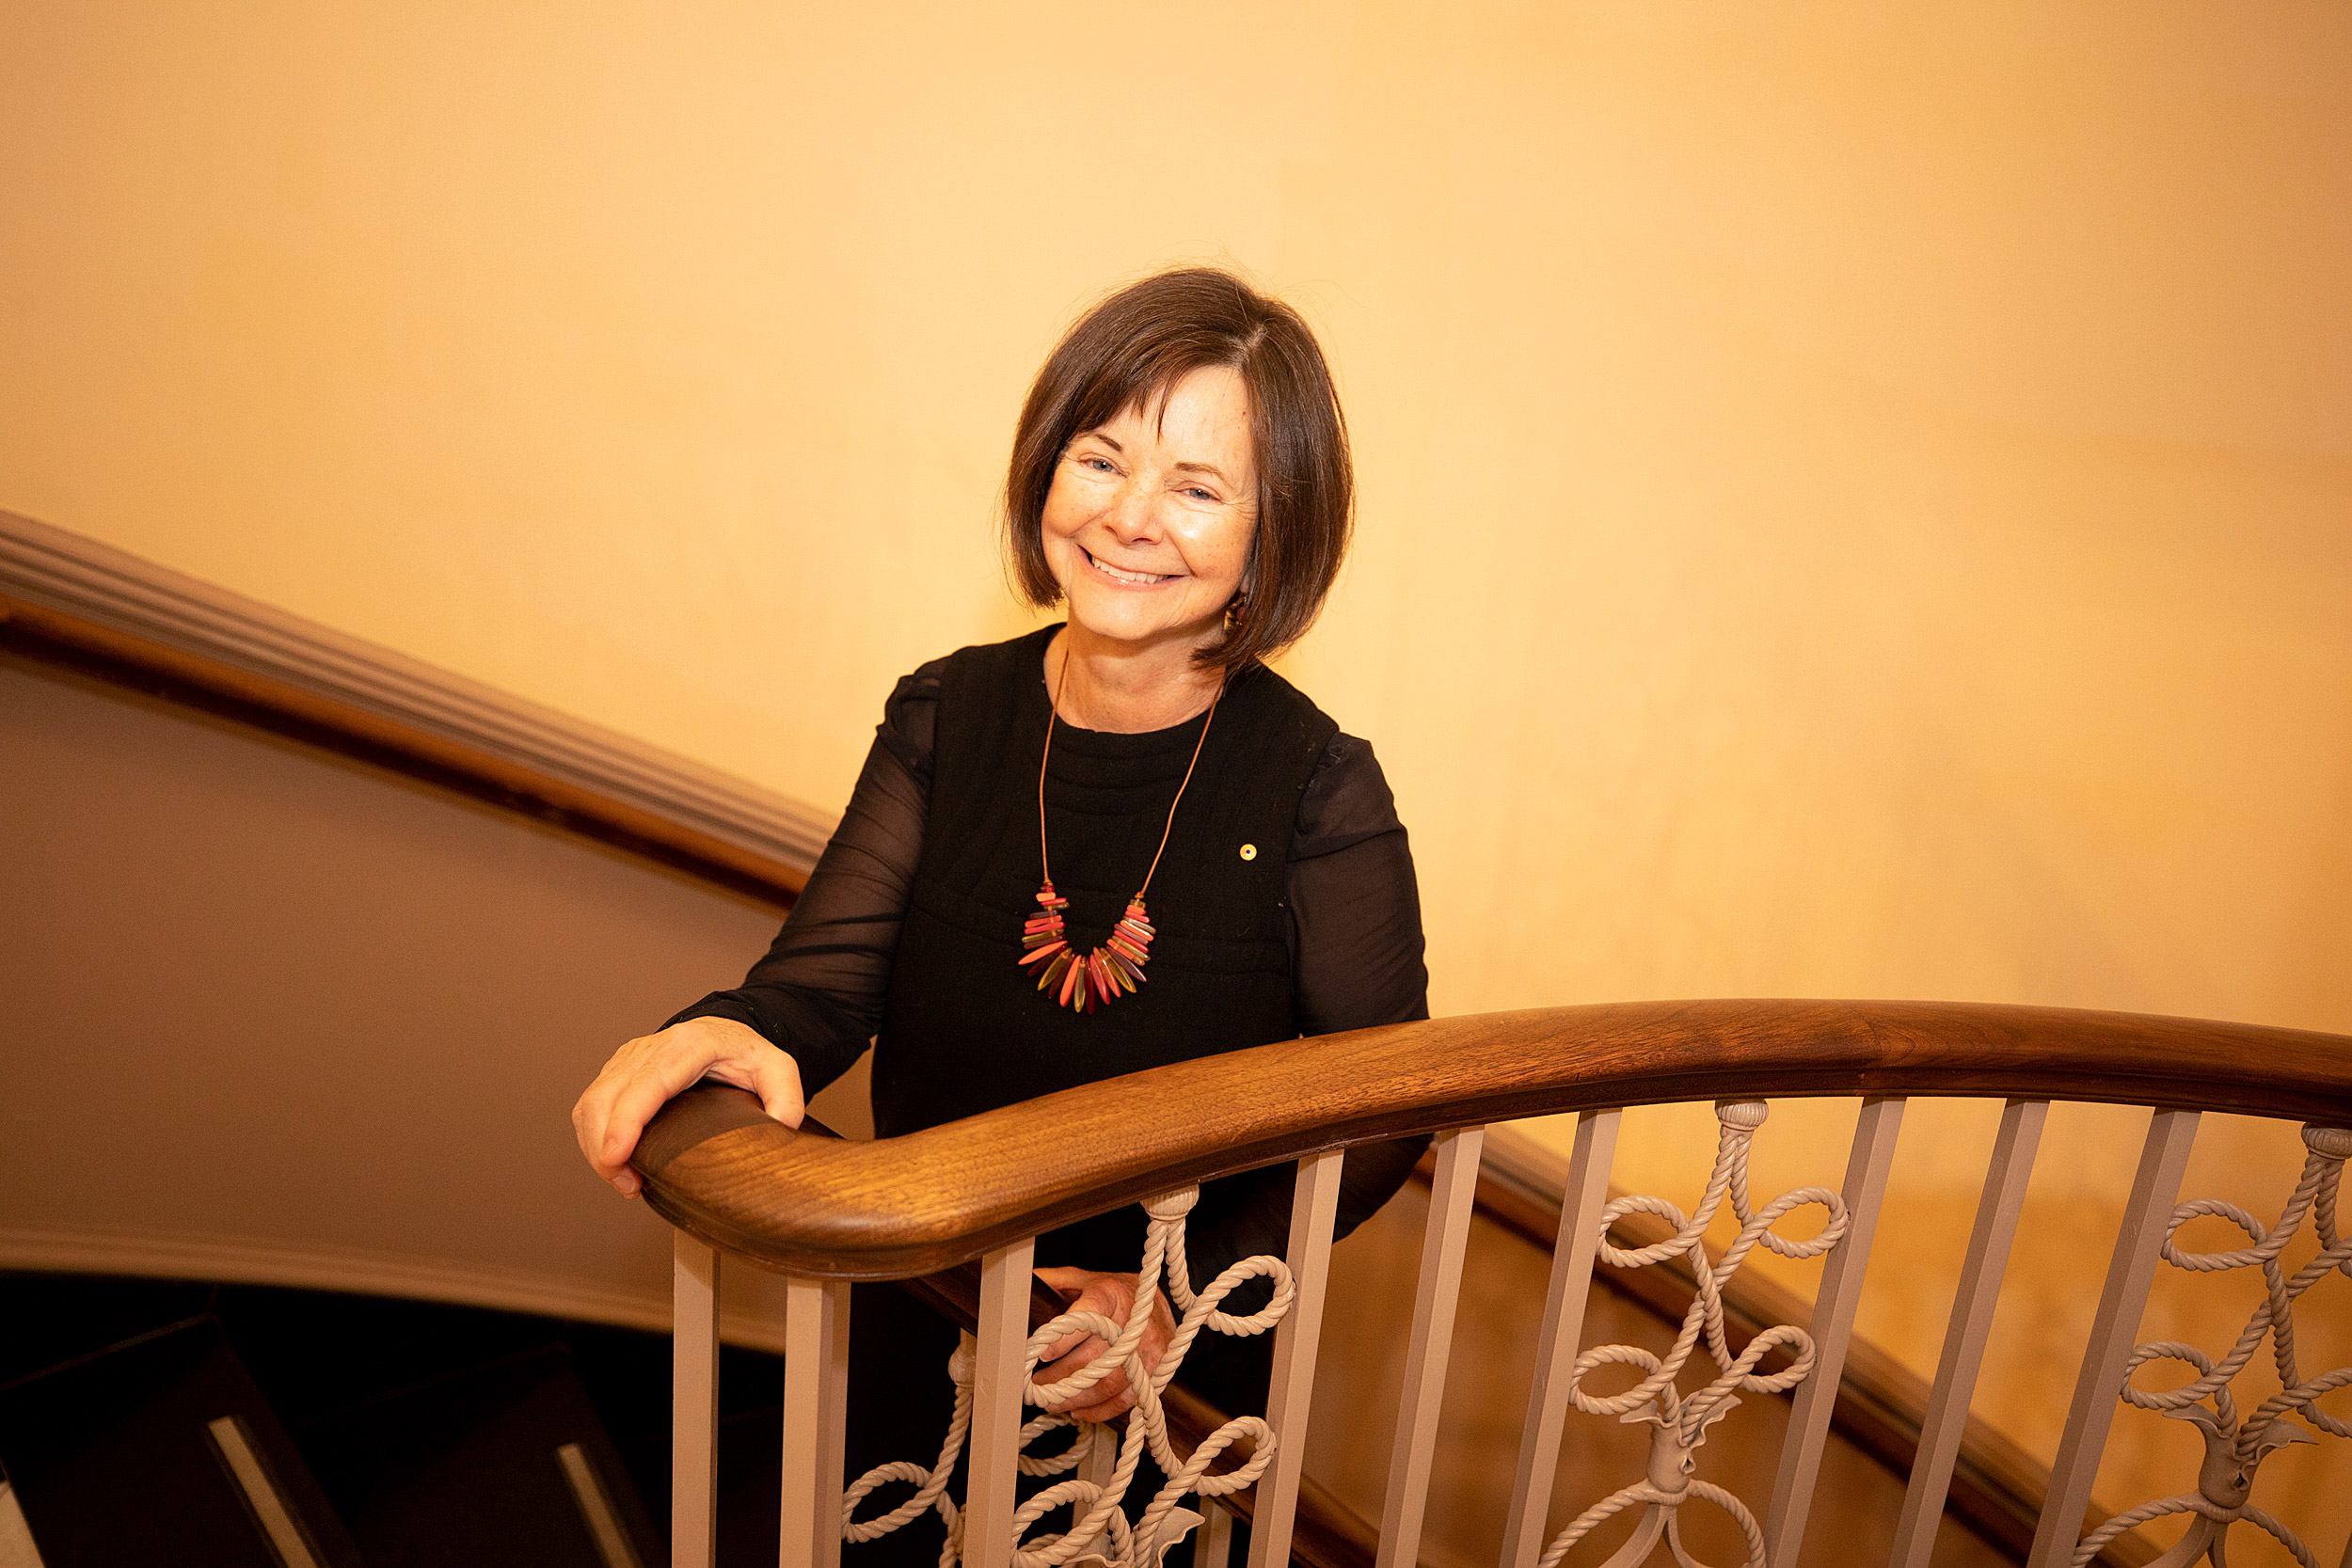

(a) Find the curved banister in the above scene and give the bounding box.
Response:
[632,998,2352,1278]
[1,509,830,902]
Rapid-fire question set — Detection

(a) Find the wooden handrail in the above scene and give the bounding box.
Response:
[0,509,830,903]
[632,999,2352,1279]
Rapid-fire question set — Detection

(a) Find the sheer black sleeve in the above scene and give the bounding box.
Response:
[668,687,1434,1290]
[662,665,942,1099]
[1180,734,1433,1289]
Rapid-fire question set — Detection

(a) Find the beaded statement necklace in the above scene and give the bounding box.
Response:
[1017,648,1225,1013]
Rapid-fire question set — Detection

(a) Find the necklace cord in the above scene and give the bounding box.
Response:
[1038,638,1226,899]
[1136,682,1222,897]
[1038,644,1065,884]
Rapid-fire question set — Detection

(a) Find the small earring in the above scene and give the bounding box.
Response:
[1224,590,1250,634]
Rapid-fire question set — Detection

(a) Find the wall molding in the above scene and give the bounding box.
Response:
[0,510,831,900]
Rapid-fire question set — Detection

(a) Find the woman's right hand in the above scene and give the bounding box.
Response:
[571,1016,805,1197]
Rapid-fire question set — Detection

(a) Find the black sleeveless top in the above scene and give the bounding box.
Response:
[873,626,1338,1137]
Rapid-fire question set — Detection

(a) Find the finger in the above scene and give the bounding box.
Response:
[693,1032,806,1130]
[573,1056,641,1180]
[1139,1310,1176,1373]
[592,1073,676,1177]
[745,1046,805,1129]
[1030,1275,1117,1363]
[594,1039,729,1173]
[1033,1344,1122,1417]
[578,1109,643,1196]
[1033,1333,1107,1378]
[1067,1381,1136,1421]
[1033,1267,1094,1299]
[1043,1364,1129,1418]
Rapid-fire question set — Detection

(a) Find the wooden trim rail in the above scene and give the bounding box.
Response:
[0,509,830,903]
[631,999,2352,1279]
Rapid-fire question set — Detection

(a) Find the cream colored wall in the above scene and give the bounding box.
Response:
[6,0,2347,1549]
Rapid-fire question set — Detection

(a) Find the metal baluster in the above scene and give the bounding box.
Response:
[674,1232,721,1568]
[1764,1096,1907,1568]
[781,1275,851,1568]
[1887,1100,2048,1568]
[1245,1149,1345,1568]
[965,1238,1039,1568]
[1378,1127,1487,1568]
[2025,1109,2201,1568]
[1499,1108,1621,1568]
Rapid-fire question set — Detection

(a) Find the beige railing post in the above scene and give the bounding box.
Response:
[674,1231,721,1568]
[1377,1127,1486,1568]
[1499,1108,1621,1568]
[1889,1099,2048,1568]
[1193,1498,1234,1568]
[2026,1109,2201,1568]
[780,1275,851,1568]
[1245,1148,1345,1568]
[818,1280,850,1568]
[965,1237,1039,1568]
[627,1004,2352,1568]
[1763,1095,1906,1568]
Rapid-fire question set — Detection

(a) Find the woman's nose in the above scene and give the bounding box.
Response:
[1102,483,1162,541]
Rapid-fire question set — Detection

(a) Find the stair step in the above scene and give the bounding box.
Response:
[0,1316,362,1567]
[293,1343,659,1567]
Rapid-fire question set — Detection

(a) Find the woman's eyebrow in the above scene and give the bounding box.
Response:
[1172,461,1231,483]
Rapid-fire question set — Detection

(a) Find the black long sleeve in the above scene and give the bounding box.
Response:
[1178,729,1432,1288]
[668,666,1432,1278]
[663,667,946,1093]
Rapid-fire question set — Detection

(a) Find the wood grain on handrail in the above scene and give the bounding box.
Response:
[632,999,2352,1279]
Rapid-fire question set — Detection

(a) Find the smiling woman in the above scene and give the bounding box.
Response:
[1007,267,1356,703]
[570,267,1427,1563]
[1044,366,1260,687]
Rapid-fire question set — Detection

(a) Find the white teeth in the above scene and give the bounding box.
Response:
[1089,552,1168,585]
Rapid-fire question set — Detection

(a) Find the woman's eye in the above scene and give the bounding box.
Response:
[1081,456,1115,473]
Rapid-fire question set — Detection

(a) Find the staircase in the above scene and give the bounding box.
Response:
[6,522,2347,1566]
[0,1276,690,1566]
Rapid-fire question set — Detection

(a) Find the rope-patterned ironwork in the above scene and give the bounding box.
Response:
[843,1186,1295,1568]
[2071,1123,2352,1568]
[1544,1100,1851,1568]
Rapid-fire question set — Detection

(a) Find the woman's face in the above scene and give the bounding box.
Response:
[1041,364,1258,657]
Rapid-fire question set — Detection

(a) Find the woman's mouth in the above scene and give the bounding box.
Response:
[1083,547,1177,587]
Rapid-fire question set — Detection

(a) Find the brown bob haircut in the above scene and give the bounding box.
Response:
[1003,268,1353,673]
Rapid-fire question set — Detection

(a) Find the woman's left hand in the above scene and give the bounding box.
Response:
[1031,1267,1175,1421]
